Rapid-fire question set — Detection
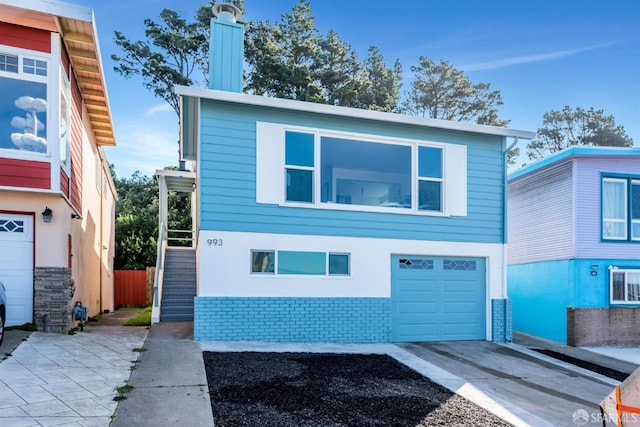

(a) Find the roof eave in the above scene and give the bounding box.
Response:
[175,85,536,140]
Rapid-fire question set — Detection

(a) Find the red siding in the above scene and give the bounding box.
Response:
[0,22,51,53]
[60,168,70,198]
[61,42,70,78]
[69,74,83,211]
[0,158,50,188]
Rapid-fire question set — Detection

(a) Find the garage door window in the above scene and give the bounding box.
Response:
[0,219,25,233]
[443,259,477,271]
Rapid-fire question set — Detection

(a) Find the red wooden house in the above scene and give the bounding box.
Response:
[0,0,117,331]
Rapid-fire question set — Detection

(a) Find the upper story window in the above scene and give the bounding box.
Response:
[602,176,639,242]
[0,47,49,155]
[262,123,464,215]
[610,268,640,304]
[59,71,70,166]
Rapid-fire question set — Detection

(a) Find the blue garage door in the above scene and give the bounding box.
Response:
[392,256,486,341]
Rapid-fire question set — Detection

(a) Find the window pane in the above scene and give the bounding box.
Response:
[278,251,326,275]
[320,136,411,208]
[285,131,314,167]
[0,76,47,153]
[0,54,18,73]
[251,251,274,273]
[60,90,69,164]
[628,272,640,302]
[602,179,627,239]
[419,180,442,212]
[603,180,626,220]
[418,146,443,178]
[612,272,625,301]
[329,253,350,275]
[632,182,639,240]
[286,169,313,202]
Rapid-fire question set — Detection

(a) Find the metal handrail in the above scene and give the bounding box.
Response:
[167,229,195,246]
[151,222,168,323]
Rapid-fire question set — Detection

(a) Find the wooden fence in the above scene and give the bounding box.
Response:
[114,268,154,307]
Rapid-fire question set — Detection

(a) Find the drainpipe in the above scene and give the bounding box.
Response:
[98,150,104,314]
[502,137,518,298]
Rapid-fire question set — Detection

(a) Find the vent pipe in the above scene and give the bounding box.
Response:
[212,3,242,23]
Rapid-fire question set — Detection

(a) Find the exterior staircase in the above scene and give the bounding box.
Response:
[160,247,196,321]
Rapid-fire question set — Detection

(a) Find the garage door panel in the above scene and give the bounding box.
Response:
[0,214,34,326]
[392,256,486,342]
[397,279,436,291]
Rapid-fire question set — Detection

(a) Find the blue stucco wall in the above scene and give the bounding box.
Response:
[194,297,392,342]
[509,260,572,343]
[509,258,640,343]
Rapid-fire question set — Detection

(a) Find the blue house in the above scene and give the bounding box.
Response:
[154,4,534,343]
[507,147,640,346]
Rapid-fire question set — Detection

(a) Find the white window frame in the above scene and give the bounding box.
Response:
[0,45,51,160]
[633,179,640,241]
[602,176,640,242]
[59,67,71,173]
[250,249,351,278]
[256,122,467,217]
[609,267,640,304]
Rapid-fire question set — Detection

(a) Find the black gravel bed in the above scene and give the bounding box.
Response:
[203,351,511,426]
[532,349,629,381]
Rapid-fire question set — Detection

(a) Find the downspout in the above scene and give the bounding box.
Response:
[98,150,104,315]
[502,137,519,298]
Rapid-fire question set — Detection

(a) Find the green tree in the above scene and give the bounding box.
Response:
[113,171,159,270]
[113,169,192,270]
[354,46,402,112]
[527,106,634,161]
[111,1,243,115]
[403,57,508,126]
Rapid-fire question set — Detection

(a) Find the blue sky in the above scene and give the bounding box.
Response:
[73,0,640,178]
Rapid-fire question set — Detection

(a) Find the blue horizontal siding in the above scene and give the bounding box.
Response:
[199,100,506,244]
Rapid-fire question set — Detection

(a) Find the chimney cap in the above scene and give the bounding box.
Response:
[212,3,242,23]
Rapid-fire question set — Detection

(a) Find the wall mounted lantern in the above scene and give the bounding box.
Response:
[71,213,81,219]
[42,207,52,223]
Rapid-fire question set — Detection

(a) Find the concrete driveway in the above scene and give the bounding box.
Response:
[398,340,630,427]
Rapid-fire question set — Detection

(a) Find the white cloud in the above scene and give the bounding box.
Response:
[143,103,175,117]
[460,42,616,72]
[105,109,180,179]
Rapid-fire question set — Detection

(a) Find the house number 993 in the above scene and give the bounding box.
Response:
[207,239,223,246]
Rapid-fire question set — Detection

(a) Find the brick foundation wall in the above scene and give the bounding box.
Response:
[567,307,640,346]
[34,267,74,332]
[491,299,513,343]
[194,297,391,342]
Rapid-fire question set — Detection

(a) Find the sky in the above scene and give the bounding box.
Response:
[71,0,640,178]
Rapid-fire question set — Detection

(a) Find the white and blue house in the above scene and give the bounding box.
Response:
[154,4,535,343]
[507,147,640,346]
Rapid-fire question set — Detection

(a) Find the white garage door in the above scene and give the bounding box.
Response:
[392,255,486,341]
[0,214,34,326]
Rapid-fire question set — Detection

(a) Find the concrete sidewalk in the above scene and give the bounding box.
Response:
[110,322,213,427]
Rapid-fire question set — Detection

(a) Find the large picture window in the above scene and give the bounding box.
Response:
[602,176,639,242]
[282,129,445,213]
[610,268,640,304]
[256,122,467,216]
[0,49,49,154]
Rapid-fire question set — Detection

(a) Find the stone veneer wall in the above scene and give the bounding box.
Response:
[567,307,640,346]
[34,267,74,332]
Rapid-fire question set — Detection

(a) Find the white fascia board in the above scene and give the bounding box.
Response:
[0,0,93,22]
[176,85,536,140]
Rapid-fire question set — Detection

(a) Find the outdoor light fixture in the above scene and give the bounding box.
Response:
[42,207,52,223]
[71,213,81,219]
